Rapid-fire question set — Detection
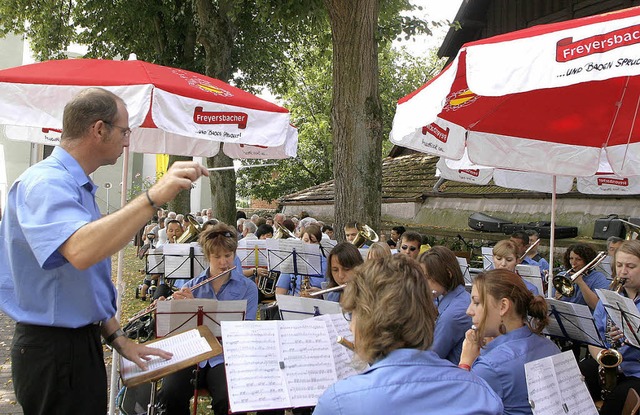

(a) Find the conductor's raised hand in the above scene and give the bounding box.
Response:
[147,161,209,207]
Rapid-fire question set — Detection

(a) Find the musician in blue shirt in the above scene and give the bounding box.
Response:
[461,269,560,415]
[493,240,540,295]
[275,225,327,296]
[313,255,504,415]
[418,246,471,364]
[158,223,258,415]
[581,240,640,415]
[324,242,363,303]
[556,243,610,310]
[0,88,204,415]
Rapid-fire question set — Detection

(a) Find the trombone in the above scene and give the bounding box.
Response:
[552,251,607,297]
[518,238,540,262]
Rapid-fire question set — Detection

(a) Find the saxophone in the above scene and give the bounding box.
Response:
[300,276,312,297]
[597,281,625,399]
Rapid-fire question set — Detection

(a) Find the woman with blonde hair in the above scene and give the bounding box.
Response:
[460,269,559,415]
[366,241,392,261]
[313,255,504,415]
[493,239,540,295]
[418,246,471,364]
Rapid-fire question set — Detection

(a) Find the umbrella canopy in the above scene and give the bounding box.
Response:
[390,6,640,177]
[0,58,297,159]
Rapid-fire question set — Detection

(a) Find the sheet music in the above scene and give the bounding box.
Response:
[319,239,338,255]
[522,276,544,296]
[155,299,247,337]
[544,299,604,347]
[525,351,598,415]
[266,239,323,275]
[457,257,473,284]
[517,264,541,278]
[280,320,337,408]
[120,329,212,381]
[146,248,165,274]
[237,239,269,268]
[276,294,342,320]
[222,321,291,412]
[313,314,360,379]
[163,243,206,279]
[222,319,340,412]
[481,247,493,271]
[596,289,640,348]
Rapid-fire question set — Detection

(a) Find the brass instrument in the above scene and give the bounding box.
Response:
[552,251,607,297]
[619,218,640,240]
[273,223,297,239]
[126,266,236,324]
[598,278,625,400]
[257,271,279,297]
[300,276,312,297]
[518,238,540,262]
[175,214,201,243]
[309,284,346,297]
[351,222,379,248]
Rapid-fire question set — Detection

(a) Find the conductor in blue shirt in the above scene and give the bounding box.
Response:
[313,254,504,415]
[0,88,209,415]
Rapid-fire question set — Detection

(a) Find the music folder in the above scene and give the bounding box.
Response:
[543,299,605,348]
[119,326,222,388]
[596,288,640,349]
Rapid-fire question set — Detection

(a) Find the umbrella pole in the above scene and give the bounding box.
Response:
[108,148,130,415]
[548,176,557,299]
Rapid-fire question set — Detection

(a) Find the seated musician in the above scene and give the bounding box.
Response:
[157,223,258,415]
[313,255,504,415]
[492,240,540,295]
[275,225,327,296]
[324,242,363,302]
[460,269,560,415]
[366,241,392,260]
[580,240,640,415]
[555,243,609,310]
[524,229,549,277]
[418,246,471,364]
[510,231,540,267]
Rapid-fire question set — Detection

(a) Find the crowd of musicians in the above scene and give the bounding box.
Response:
[127,210,639,415]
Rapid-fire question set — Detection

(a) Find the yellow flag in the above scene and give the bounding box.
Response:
[156,154,169,178]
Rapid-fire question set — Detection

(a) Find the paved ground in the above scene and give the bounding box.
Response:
[0,312,21,415]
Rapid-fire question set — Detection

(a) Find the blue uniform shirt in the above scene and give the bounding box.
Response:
[593,297,640,378]
[472,325,560,415]
[559,270,609,306]
[313,348,503,415]
[431,284,471,364]
[276,255,327,296]
[0,146,116,327]
[184,266,258,368]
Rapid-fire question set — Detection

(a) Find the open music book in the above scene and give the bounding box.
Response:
[525,351,598,415]
[119,326,222,387]
[221,314,361,412]
[596,288,640,348]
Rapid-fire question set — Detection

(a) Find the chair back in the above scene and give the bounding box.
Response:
[623,388,640,415]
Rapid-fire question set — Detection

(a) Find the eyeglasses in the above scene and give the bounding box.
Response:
[401,245,418,252]
[208,231,233,239]
[103,120,132,138]
[342,310,352,322]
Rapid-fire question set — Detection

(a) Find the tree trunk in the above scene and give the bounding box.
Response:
[324,0,383,241]
[194,0,238,228]
[206,151,237,227]
[167,155,193,214]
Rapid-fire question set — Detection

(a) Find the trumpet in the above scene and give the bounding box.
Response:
[308,284,346,297]
[126,266,236,324]
[552,251,607,297]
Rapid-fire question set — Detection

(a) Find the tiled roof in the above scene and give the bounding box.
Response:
[280,153,540,204]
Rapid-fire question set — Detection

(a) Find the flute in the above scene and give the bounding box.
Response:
[337,336,355,351]
[126,266,236,324]
[309,284,347,297]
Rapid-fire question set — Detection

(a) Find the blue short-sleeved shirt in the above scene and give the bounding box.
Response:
[276,255,327,296]
[559,270,609,306]
[0,147,116,327]
[184,266,258,368]
[431,284,471,364]
[313,348,504,415]
[472,326,560,415]
[593,297,640,378]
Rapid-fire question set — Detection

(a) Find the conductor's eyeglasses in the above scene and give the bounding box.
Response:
[401,245,418,252]
[103,120,132,139]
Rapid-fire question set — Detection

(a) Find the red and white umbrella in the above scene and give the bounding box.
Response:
[0,58,297,159]
[391,6,640,297]
[391,6,640,177]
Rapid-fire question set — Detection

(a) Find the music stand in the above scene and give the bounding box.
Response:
[517,264,544,295]
[145,248,165,275]
[162,244,206,285]
[237,240,269,269]
[544,299,605,348]
[457,257,473,285]
[596,289,640,349]
[155,299,247,338]
[276,294,342,320]
[266,239,323,276]
[481,247,493,271]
